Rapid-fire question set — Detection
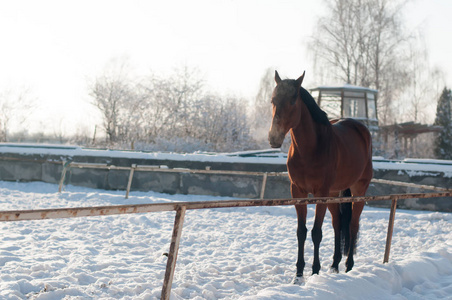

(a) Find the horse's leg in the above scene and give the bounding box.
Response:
[311,192,328,275]
[330,189,353,272]
[347,169,372,272]
[345,201,364,272]
[328,202,341,273]
[292,185,308,283]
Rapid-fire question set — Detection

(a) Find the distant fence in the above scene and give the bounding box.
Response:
[58,161,287,199]
[1,154,452,211]
[58,161,451,198]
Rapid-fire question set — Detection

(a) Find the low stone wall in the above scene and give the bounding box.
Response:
[0,146,451,212]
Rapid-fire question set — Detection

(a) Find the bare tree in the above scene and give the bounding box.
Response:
[137,66,205,143]
[400,32,444,124]
[89,58,135,144]
[310,0,413,125]
[0,88,36,142]
[252,68,275,146]
[166,65,205,137]
[195,93,253,151]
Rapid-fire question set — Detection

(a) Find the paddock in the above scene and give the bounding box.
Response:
[0,178,450,299]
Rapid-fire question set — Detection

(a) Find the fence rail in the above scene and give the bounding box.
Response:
[0,192,450,222]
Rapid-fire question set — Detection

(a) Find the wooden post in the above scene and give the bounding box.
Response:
[383,196,398,263]
[161,206,186,300]
[125,164,136,199]
[58,161,70,193]
[260,173,268,199]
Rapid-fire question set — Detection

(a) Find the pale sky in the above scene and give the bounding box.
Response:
[0,0,451,136]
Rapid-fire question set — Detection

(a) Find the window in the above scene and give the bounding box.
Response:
[343,98,366,118]
[367,93,377,120]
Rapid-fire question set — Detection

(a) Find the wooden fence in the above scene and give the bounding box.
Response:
[57,161,287,199]
[57,162,451,199]
[0,190,451,299]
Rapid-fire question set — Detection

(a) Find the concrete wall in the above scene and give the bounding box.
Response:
[0,150,450,212]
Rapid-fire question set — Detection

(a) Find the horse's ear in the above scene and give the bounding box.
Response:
[275,70,282,85]
[296,71,305,88]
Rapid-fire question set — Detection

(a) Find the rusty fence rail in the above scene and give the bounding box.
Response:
[0,191,451,299]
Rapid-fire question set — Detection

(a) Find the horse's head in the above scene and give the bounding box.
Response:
[268,70,305,148]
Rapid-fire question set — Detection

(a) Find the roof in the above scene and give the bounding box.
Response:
[310,84,378,94]
[380,122,442,136]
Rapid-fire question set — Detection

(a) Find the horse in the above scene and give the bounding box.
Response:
[268,71,373,283]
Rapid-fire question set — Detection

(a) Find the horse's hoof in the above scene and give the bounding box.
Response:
[330,267,339,273]
[292,275,305,285]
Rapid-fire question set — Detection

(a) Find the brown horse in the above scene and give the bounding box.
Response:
[268,71,373,283]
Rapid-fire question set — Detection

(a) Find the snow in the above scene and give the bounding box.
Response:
[0,181,451,299]
[0,143,287,165]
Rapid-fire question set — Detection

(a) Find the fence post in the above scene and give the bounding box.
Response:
[125,164,136,199]
[260,173,268,199]
[58,161,70,193]
[383,196,398,263]
[161,206,186,300]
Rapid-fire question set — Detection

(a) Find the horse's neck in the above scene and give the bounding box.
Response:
[290,100,330,155]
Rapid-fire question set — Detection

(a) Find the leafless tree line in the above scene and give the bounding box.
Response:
[0,88,35,142]
[90,64,254,152]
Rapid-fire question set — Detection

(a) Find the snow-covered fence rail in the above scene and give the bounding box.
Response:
[0,191,451,299]
[371,178,450,192]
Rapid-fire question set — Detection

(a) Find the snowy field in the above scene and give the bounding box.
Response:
[0,181,451,300]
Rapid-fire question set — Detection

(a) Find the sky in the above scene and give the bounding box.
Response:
[0,0,451,136]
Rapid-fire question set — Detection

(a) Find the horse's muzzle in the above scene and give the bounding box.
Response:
[269,141,281,148]
[268,131,284,148]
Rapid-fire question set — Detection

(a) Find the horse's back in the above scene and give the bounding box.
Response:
[331,118,373,192]
[332,118,372,155]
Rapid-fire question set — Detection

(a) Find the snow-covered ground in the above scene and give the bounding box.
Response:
[0,181,451,300]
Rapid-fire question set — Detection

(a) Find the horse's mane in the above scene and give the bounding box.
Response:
[299,87,330,126]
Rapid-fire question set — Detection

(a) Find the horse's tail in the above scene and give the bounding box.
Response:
[340,188,352,255]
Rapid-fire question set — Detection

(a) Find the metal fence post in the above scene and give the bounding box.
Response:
[161,206,186,300]
[383,196,398,263]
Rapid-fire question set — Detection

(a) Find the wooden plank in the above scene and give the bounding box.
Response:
[383,196,398,263]
[58,161,69,193]
[134,166,287,177]
[125,164,136,199]
[161,206,186,300]
[371,178,451,192]
[260,173,268,199]
[1,192,450,222]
